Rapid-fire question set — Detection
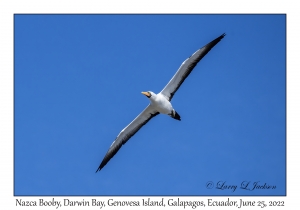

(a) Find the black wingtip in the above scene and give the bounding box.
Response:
[201,33,226,52]
[95,165,103,173]
[96,161,106,173]
[217,33,226,40]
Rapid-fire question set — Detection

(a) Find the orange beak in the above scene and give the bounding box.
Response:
[141,92,151,97]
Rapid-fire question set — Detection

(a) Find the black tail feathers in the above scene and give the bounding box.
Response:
[172,110,181,121]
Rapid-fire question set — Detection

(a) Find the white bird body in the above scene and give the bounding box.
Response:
[96,33,225,172]
[148,92,173,115]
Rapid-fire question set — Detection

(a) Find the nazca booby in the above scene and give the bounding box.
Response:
[96,33,225,172]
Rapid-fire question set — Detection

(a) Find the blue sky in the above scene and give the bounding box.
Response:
[14,14,286,196]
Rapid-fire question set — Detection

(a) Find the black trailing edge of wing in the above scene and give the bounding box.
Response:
[167,33,226,101]
[96,112,159,172]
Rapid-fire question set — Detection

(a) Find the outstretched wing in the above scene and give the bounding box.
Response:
[96,105,159,172]
[160,33,226,101]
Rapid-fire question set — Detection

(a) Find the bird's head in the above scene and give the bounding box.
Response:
[141,91,155,98]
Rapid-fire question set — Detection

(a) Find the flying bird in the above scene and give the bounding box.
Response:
[96,33,225,172]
